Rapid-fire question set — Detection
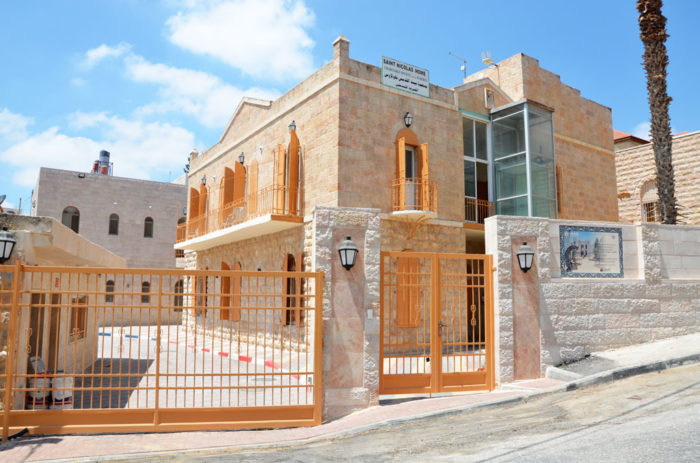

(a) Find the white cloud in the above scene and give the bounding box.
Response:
[0,108,34,144]
[124,55,279,127]
[166,0,315,81]
[632,121,650,140]
[70,77,87,87]
[81,42,132,69]
[1,112,196,187]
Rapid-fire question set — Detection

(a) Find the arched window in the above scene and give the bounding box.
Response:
[144,217,154,237]
[62,206,80,233]
[395,128,430,211]
[275,126,301,215]
[141,281,151,304]
[641,180,660,223]
[109,213,119,235]
[105,280,115,303]
[283,253,303,326]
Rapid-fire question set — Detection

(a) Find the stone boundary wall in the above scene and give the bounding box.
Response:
[485,216,700,384]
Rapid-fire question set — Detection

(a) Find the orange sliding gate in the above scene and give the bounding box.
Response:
[379,252,495,395]
[1,263,323,440]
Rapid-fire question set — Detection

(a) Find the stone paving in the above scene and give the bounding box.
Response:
[73,325,314,409]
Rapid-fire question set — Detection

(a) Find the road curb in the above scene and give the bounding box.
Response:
[25,352,700,463]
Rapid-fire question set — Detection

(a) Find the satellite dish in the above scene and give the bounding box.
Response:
[0,195,5,205]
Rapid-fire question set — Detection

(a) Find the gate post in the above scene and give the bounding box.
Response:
[2,260,22,442]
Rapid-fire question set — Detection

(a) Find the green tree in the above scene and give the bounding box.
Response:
[637,0,678,224]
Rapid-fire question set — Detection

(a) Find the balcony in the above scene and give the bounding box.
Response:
[391,177,438,220]
[175,185,303,251]
[464,197,494,229]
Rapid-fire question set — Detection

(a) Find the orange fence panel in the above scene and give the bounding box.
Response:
[2,264,322,439]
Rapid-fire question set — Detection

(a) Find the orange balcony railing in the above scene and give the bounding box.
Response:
[179,184,302,242]
[391,177,438,213]
[464,197,494,225]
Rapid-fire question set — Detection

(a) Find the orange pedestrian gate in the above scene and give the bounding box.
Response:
[1,263,323,440]
[380,252,495,395]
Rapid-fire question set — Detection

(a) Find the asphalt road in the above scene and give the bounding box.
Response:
[142,362,700,463]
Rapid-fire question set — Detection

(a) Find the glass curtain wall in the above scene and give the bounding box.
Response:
[463,118,489,222]
[492,103,556,218]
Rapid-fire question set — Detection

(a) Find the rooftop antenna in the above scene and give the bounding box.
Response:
[481,51,494,66]
[448,52,468,80]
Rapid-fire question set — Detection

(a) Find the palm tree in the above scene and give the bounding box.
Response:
[637,0,677,224]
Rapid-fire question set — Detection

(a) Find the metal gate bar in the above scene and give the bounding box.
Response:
[379,252,494,395]
[1,263,323,440]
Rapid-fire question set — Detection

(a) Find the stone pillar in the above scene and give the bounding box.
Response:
[312,206,380,420]
[511,237,540,380]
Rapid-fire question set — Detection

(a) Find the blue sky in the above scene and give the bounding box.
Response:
[1,0,698,211]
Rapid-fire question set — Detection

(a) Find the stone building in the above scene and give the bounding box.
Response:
[175,37,619,418]
[31,154,187,268]
[615,130,700,225]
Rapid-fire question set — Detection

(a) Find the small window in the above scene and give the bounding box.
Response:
[105,280,115,303]
[174,279,184,309]
[144,217,154,238]
[641,180,660,223]
[109,214,119,235]
[141,281,151,303]
[62,206,80,233]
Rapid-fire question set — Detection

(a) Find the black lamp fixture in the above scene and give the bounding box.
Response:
[0,227,17,264]
[403,112,413,128]
[338,236,359,271]
[288,120,296,132]
[200,176,206,186]
[516,242,535,273]
[238,152,245,165]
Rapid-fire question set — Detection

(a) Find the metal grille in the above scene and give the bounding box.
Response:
[379,252,494,395]
[2,264,322,439]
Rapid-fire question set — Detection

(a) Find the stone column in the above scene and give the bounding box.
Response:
[312,206,380,420]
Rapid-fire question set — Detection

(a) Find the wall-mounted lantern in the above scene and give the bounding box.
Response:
[0,227,17,264]
[338,236,359,271]
[288,120,296,132]
[200,176,206,186]
[238,152,245,165]
[403,112,413,128]
[516,242,535,273]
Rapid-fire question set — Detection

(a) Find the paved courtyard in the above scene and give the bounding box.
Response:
[73,324,314,410]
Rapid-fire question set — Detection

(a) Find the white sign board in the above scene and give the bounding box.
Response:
[381,56,430,97]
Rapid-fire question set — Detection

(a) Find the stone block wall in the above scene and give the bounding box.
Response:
[486,215,700,384]
[616,131,700,225]
[32,168,186,268]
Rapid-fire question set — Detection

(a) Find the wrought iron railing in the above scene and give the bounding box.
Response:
[177,185,302,243]
[391,177,438,213]
[464,198,494,225]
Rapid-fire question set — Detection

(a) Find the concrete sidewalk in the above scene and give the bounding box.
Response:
[2,333,699,463]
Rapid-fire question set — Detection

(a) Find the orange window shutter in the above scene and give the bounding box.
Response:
[220,262,230,320]
[419,143,430,210]
[396,256,411,327]
[232,261,242,321]
[249,160,258,214]
[276,144,287,213]
[288,131,300,215]
[224,168,234,204]
[233,162,246,202]
[397,137,406,208]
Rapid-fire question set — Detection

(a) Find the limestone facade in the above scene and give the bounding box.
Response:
[616,131,700,225]
[31,167,187,268]
[179,37,622,419]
